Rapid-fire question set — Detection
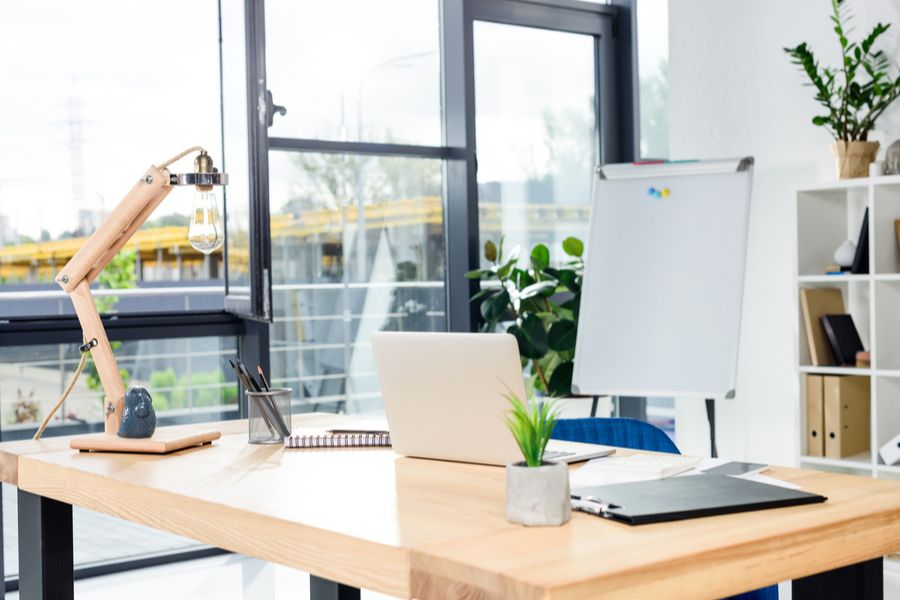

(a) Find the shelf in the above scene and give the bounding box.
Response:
[877,463,900,475]
[799,365,871,376]
[800,453,873,471]
[796,174,900,193]
[798,367,900,378]
[797,274,870,283]
[797,274,900,282]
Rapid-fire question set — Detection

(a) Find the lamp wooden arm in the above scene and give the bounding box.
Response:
[56,165,173,434]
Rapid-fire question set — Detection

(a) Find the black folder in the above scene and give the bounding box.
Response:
[572,474,826,525]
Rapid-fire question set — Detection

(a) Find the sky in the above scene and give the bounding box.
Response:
[0,0,669,242]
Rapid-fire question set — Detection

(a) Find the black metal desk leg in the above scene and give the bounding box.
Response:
[17,490,73,600]
[793,557,882,600]
[310,575,360,600]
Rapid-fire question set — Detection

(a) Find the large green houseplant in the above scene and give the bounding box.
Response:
[466,236,583,396]
[784,0,900,178]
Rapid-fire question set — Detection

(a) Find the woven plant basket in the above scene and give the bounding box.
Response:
[831,140,880,179]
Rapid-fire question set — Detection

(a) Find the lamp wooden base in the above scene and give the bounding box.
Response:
[69,429,221,454]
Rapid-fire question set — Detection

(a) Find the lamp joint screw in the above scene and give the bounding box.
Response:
[59,275,69,284]
[105,402,116,415]
[144,175,153,184]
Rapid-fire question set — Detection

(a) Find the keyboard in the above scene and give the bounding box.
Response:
[543,450,576,460]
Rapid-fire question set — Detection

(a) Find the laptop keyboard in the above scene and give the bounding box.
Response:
[543,450,576,460]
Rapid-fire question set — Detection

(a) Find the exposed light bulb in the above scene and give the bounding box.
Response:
[188,190,224,255]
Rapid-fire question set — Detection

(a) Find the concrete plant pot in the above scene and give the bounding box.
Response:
[832,140,880,179]
[506,461,571,526]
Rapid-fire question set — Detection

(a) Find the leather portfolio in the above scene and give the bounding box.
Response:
[571,474,826,525]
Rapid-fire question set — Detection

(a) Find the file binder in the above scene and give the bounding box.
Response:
[824,376,870,458]
[571,474,826,525]
[806,374,825,457]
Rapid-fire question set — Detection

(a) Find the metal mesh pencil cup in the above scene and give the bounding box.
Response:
[247,387,292,444]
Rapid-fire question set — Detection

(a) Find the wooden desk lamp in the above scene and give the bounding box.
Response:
[56,147,227,453]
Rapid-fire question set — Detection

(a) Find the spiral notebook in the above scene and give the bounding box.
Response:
[284,431,391,449]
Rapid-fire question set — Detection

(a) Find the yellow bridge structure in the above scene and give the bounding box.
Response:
[0,197,588,283]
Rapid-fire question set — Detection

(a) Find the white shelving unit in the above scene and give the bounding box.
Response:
[795,175,900,480]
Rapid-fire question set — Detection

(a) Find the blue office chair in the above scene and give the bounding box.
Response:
[552,418,778,600]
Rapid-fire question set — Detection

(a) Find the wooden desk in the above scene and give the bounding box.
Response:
[1,415,898,600]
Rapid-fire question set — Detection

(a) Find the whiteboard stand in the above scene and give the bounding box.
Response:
[572,158,753,458]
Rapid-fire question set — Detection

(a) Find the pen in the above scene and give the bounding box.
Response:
[327,429,390,435]
[230,360,276,436]
[257,365,271,392]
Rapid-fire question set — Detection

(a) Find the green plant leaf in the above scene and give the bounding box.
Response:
[480,289,509,321]
[508,314,548,359]
[511,268,535,290]
[496,257,518,279]
[484,239,497,262]
[464,268,492,279]
[530,244,550,271]
[519,280,556,300]
[545,267,580,293]
[546,361,574,397]
[470,287,496,302]
[560,295,581,323]
[561,237,584,258]
[547,319,577,352]
[503,391,561,466]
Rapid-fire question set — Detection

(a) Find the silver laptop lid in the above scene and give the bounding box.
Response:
[372,331,526,466]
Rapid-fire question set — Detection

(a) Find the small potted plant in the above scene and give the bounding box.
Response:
[504,392,570,526]
[784,0,900,179]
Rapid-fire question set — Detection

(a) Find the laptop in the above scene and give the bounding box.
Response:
[371,331,615,466]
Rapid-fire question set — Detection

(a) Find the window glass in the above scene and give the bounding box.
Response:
[0,0,224,316]
[638,0,669,158]
[268,151,446,413]
[0,335,237,573]
[222,0,252,298]
[265,0,441,145]
[473,22,596,265]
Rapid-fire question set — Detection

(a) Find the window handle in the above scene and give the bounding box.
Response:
[265,90,287,127]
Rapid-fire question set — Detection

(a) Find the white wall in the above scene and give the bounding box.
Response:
[668,0,900,463]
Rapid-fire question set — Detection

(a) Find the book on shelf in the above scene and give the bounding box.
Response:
[850,208,869,275]
[821,314,865,366]
[799,288,845,366]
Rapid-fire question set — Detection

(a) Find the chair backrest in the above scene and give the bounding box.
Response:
[552,417,680,454]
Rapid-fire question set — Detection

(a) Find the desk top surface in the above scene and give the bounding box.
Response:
[2,415,900,600]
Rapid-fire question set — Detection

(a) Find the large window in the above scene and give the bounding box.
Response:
[0,0,225,316]
[0,0,637,587]
[474,22,597,264]
[0,0,239,584]
[264,0,447,413]
[637,0,669,159]
[265,0,441,145]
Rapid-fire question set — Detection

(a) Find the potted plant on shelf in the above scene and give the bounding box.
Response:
[466,236,583,397]
[784,0,900,179]
[504,391,570,526]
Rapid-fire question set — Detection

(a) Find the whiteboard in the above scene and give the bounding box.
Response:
[572,158,754,399]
